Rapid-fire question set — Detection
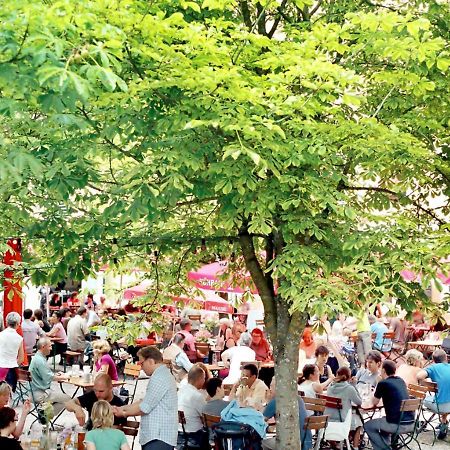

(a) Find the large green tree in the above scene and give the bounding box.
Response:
[1,0,449,446]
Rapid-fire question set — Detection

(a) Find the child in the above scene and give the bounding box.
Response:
[85,401,129,450]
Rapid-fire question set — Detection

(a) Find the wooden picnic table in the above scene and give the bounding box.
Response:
[60,375,125,397]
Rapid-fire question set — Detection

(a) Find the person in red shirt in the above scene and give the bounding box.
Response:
[250,328,272,361]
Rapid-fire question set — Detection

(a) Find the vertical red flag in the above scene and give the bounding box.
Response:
[2,238,27,365]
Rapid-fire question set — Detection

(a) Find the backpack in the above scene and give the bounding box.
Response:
[212,421,263,450]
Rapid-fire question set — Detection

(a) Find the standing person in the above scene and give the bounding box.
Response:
[22,309,44,355]
[416,349,450,439]
[0,312,24,391]
[38,286,48,319]
[29,338,70,416]
[85,401,130,450]
[113,346,178,450]
[67,307,89,366]
[0,407,23,449]
[355,309,372,366]
[364,360,415,450]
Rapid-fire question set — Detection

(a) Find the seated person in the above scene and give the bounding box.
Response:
[354,350,382,388]
[0,407,23,449]
[177,366,208,448]
[298,364,332,402]
[250,329,272,362]
[417,349,450,440]
[229,363,268,410]
[29,338,70,417]
[49,293,62,309]
[314,345,334,383]
[202,378,229,416]
[46,310,68,356]
[299,327,316,359]
[369,315,391,353]
[0,383,31,439]
[93,340,118,381]
[262,378,312,450]
[162,333,193,383]
[221,333,256,384]
[396,349,424,387]
[326,367,361,422]
[65,373,126,429]
[85,400,130,450]
[364,360,415,450]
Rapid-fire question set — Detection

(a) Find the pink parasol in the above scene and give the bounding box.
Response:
[187,261,258,294]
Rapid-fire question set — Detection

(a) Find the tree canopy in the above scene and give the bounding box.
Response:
[1,0,449,446]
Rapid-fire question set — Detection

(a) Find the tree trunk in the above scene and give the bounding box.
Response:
[273,301,305,449]
[238,229,307,449]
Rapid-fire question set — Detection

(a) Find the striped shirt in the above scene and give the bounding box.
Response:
[139,364,178,446]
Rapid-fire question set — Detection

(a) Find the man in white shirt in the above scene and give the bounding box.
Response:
[230,363,268,410]
[22,309,44,354]
[178,365,209,448]
[67,307,89,367]
[221,332,256,384]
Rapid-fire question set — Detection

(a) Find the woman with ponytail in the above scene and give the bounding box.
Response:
[325,367,361,422]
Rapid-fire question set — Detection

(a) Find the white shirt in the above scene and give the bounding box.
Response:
[22,319,44,354]
[0,328,23,368]
[87,310,100,328]
[178,383,206,433]
[67,315,88,351]
[222,346,256,384]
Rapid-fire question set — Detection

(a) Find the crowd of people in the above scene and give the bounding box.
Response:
[0,295,448,449]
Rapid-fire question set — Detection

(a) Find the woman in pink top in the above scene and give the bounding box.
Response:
[47,310,68,356]
[93,340,118,381]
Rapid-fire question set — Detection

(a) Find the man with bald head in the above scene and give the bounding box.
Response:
[29,337,70,415]
[65,373,126,429]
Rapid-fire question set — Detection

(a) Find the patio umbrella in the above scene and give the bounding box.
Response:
[172,294,234,314]
[187,261,258,294]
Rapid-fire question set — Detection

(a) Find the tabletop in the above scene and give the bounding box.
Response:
[63,376,125,388]
[407,340,443,347]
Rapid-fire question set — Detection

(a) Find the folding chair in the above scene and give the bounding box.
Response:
[391,398,422,450]
[418,379,441,444]
[303,414,328,450]
[12,369,39,420]
[302,396,326,415]
[317,394,351,449]
[203,413,221,428]
[117,419,139,449]
[123,363,148,404]
[380,331,396,358]
[178,410,203,449]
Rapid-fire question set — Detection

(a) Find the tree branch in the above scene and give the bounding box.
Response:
[267,0,288,39]
[239,1,253,31]
[343,185,446,226]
